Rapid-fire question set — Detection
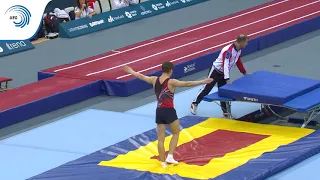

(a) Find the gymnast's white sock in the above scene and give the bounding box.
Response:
[161,162,167,168]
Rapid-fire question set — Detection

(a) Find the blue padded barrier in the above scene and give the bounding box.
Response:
[255,15,320,52]
[284,88,320,112]
[0,79,103,129]
[38,71,56,81]
[203,92,235,102]
[218,71,320,105]
[99,15,320,96]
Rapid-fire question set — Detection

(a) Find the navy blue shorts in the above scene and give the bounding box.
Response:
[156,107,178,124]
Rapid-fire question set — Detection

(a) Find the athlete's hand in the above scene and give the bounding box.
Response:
[203,78,213,84]
[123,66,134,74]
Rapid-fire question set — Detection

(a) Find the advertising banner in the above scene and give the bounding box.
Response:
[0,40,35,57]
[59,0,208,38]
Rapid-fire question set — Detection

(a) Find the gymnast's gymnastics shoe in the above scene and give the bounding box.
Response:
[190,103,198,115]
[166,154,179,165]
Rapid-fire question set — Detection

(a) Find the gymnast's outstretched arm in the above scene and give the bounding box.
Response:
[169,78,213,87]
[123,66,157,84]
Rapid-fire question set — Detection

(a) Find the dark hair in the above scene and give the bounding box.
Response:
[236,34,249,43]
[162,61,174,73]
[76,0,88,9]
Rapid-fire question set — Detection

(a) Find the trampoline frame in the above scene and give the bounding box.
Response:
[212,100,320,128]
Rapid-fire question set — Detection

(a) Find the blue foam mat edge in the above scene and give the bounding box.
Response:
[215,130,320,180]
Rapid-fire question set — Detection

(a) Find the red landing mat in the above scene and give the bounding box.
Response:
[0,76,93,112]
[42,0,320,81]
[151,129,269,166]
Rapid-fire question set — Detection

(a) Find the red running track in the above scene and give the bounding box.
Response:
[42,0,320,81]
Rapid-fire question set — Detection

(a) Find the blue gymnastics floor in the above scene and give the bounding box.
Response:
[0,86,319,180]
[0,110,156,180]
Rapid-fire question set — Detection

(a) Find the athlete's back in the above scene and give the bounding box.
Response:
[154,77,174,108]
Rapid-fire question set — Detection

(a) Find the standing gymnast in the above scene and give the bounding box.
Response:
[123,62,213,168]
[191,34,249,117]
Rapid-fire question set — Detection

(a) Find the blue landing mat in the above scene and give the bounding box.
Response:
[28,116,320,180]
[267,153,320,180]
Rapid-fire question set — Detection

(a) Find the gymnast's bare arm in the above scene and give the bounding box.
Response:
[123,66,157,84]
[169,78,213,88]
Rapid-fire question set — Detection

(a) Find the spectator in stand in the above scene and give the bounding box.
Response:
[114,0,139,9]
[87,0,97,12]
[75,0,97,20]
